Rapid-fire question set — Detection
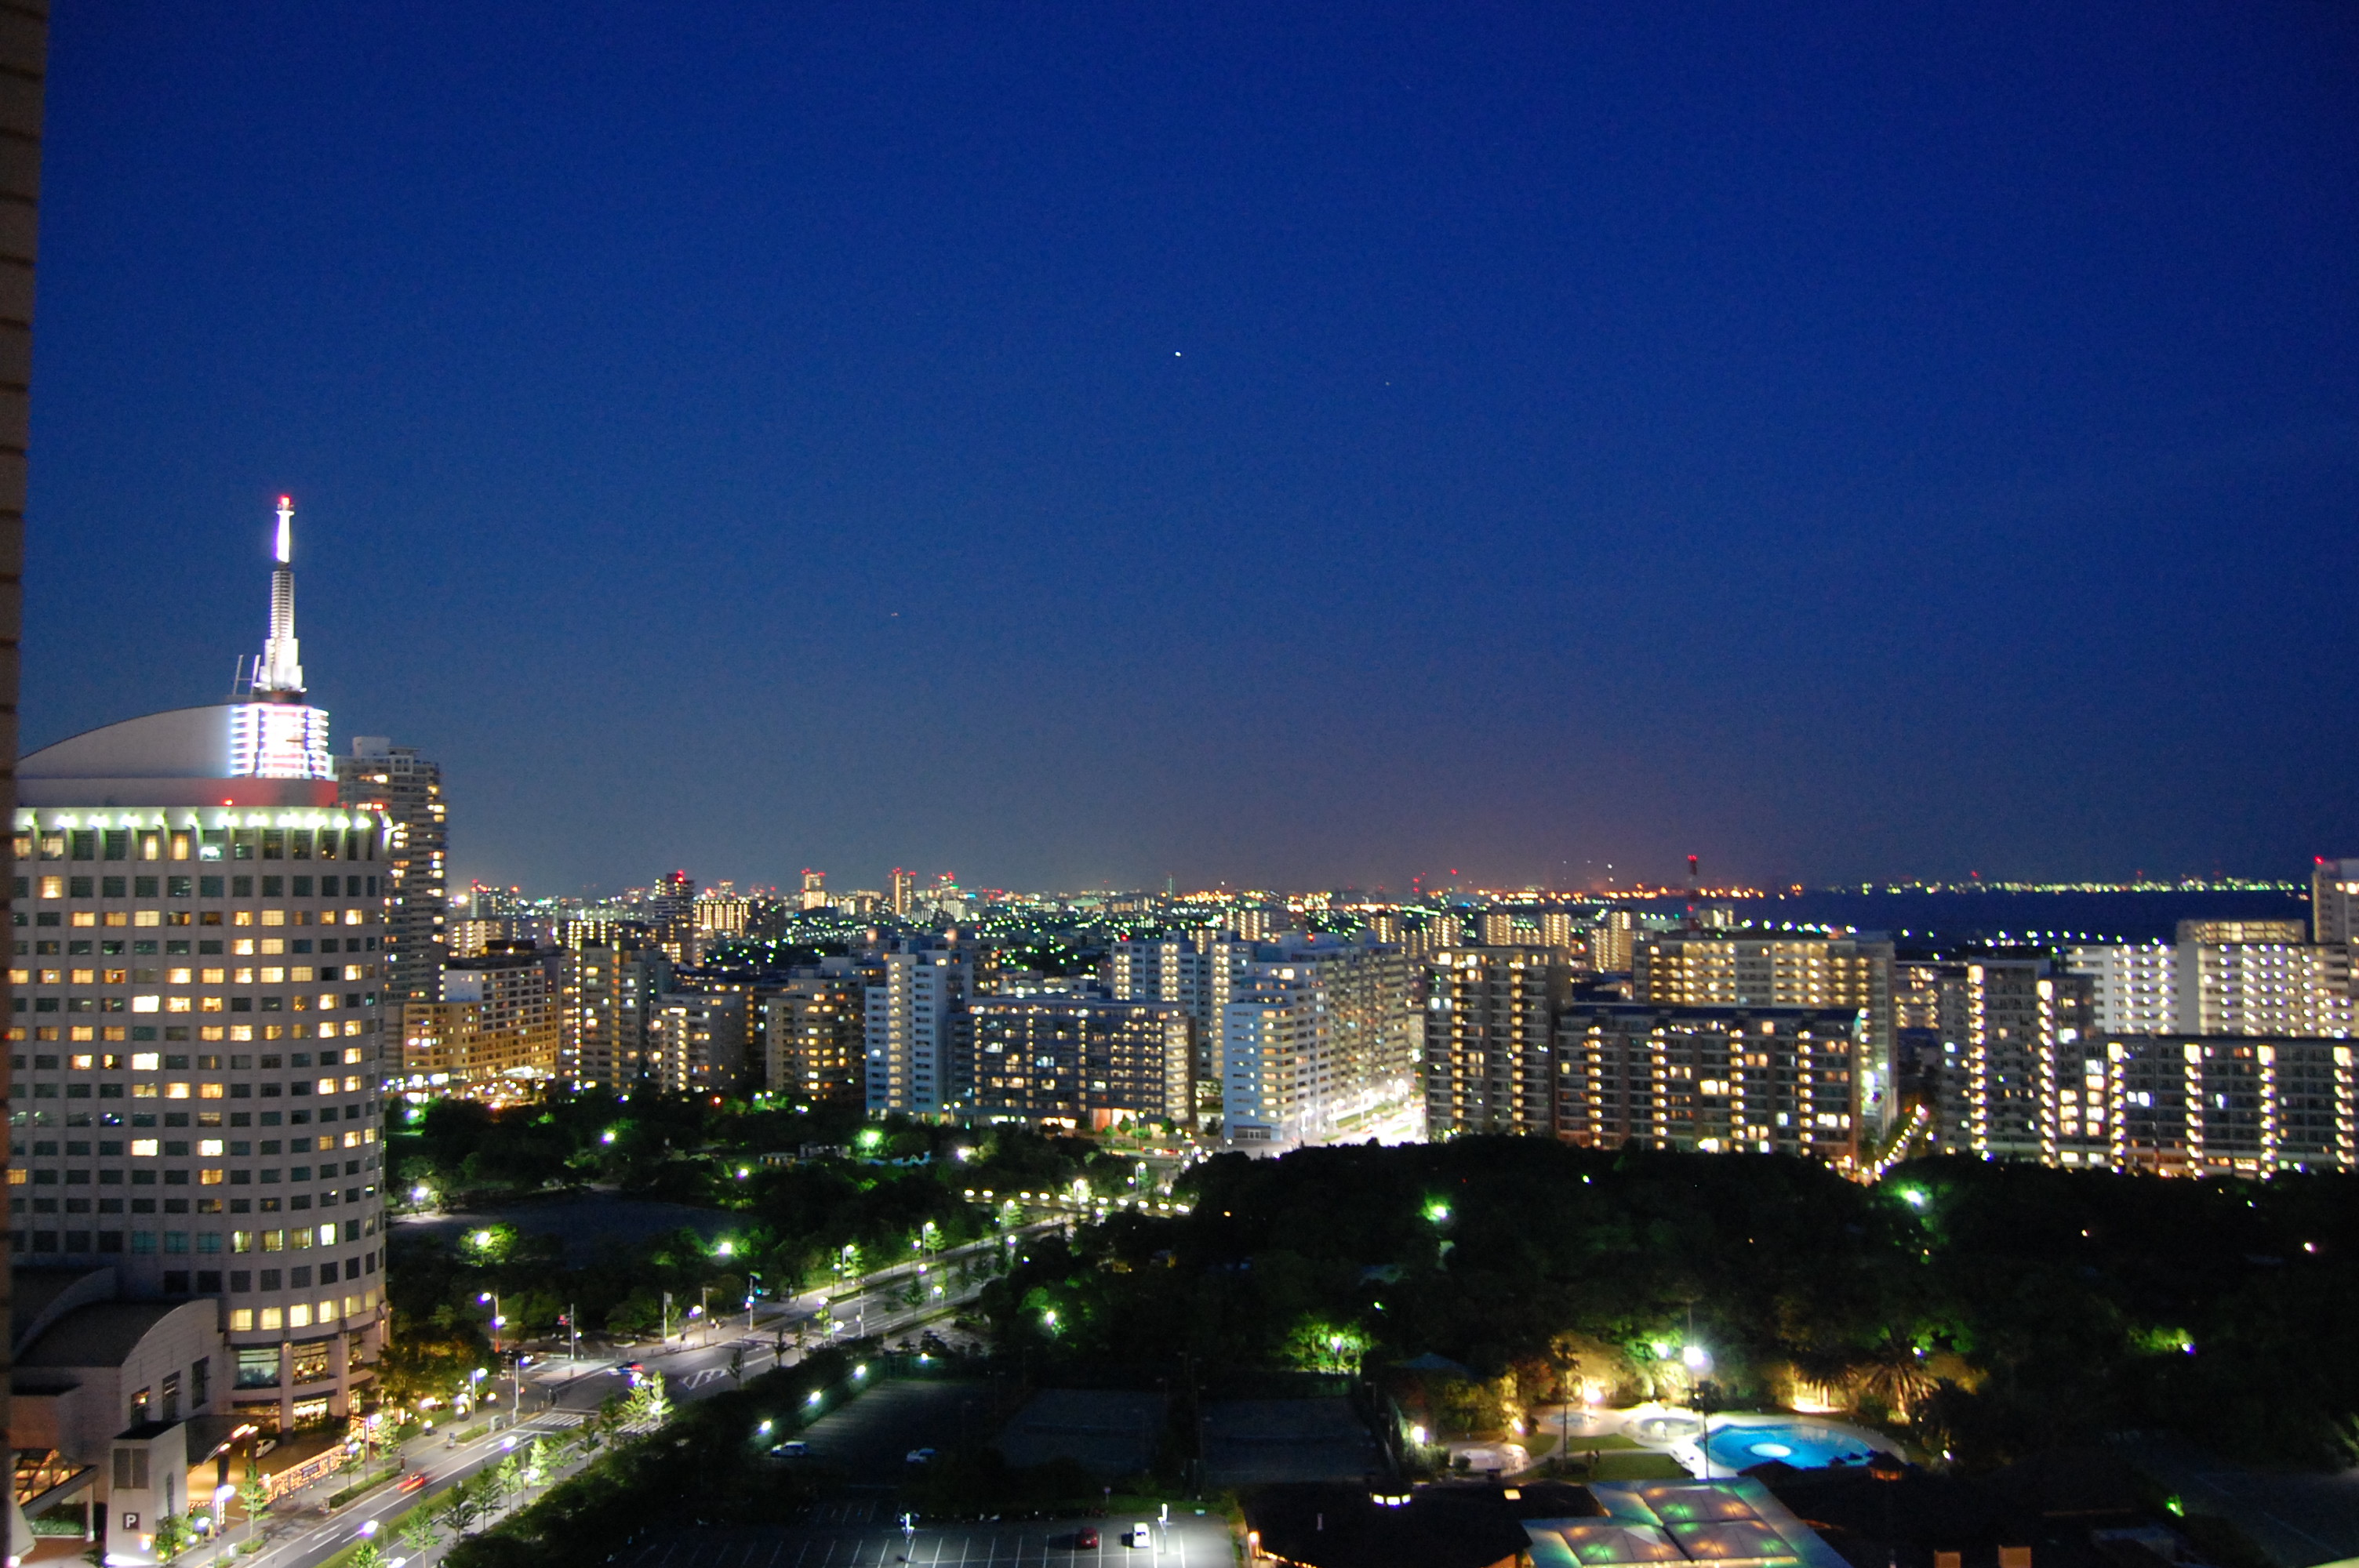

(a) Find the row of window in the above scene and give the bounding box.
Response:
[10,1019,375,1044]
[20,873,379,901]
[11,1226,368,1254]
[15,1048,364,1071]
[14,1131,369,1161]
[16,826,376,862]
[17,1181,366,1205]
[17,939,376,963]
[14,1185,376,1213]
[229,1294,378,1338]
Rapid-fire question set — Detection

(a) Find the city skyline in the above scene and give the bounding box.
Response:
[20,5,2359,895]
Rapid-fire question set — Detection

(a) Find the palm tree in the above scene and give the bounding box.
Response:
[1851,1330,1937,1421]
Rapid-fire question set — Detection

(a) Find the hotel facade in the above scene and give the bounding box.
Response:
[5,501,391,1430]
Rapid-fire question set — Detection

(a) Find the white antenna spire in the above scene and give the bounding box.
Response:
[254,494,304,695]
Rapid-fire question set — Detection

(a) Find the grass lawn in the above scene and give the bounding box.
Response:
[1585,1451,1692,1482]
[1543,1432,1643,1452]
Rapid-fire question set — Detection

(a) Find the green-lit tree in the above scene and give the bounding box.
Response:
[622,1369,672,1428]
[239,1470,274,1546]
[150,1508,197,1562]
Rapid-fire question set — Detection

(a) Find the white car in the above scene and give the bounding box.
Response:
[905,1447,936,1465]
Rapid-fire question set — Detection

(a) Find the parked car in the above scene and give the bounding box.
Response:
[772,1440,809,1457]
[1129,1524,1152,1548]
[1074,1528,1100,1549]
[904,1448,936,1465]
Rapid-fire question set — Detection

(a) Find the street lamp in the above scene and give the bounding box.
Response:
[478,1292,503,1356]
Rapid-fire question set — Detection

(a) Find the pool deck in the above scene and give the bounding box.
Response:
[1530,1403,1906,1481]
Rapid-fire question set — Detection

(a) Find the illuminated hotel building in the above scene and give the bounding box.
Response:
[8,499,389,1430]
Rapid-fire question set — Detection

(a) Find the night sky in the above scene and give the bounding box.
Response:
[23,4,2359,896]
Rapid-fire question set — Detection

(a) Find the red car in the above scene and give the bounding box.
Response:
[1075,1529,1100,1549]
[395,1472,427,1495]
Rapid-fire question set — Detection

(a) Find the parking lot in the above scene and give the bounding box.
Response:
[616,1515,1234,1568]
[791,1379,994,1473]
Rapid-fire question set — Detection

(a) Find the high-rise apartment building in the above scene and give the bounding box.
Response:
[395,942,558,1098]
[1478,911,1533,947]
[646,991,751,1096]
[648,871,697,963]
[1893,958,1969,1105]
[1219,937,1416,1150]
[336,738,445,1004]
[969,996,1191,1128]
[2176,918,2307,946]
[1552,1004,1863,1161]
[864,944,972,1114]
[889,869,915,919]
[693,890,752,939]
[800,869,827,912]
[1634,934,1896,1133]
[1587,911,1636,974]
[1928,960,2095,1163]
[562,933,668,1089]
[10,500,389,1432]
[761,969,867,1107]
[1537,911,1585,964]
[1422,947,1572,1137]
[2101,1036,2355,1175]
[2062,943,2177,1036]
[2311,858,2359,946]
[2177,940,2353,1038]
[2064,936,2353,1040]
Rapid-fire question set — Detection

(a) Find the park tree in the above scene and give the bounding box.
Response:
[395,1506,443,1555]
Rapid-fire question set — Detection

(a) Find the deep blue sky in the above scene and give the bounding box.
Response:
[24,3,2359,896]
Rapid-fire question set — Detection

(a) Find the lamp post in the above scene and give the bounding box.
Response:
[478,1292,502,1356]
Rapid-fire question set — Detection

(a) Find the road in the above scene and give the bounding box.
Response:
[611,1510,1234,1568]
[227,1225,1059,1568]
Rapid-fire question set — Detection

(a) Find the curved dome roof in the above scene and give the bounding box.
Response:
[21,706,241,780]
[19,703,338,808]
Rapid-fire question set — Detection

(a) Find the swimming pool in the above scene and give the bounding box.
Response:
[1702,1419,1888,1473]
